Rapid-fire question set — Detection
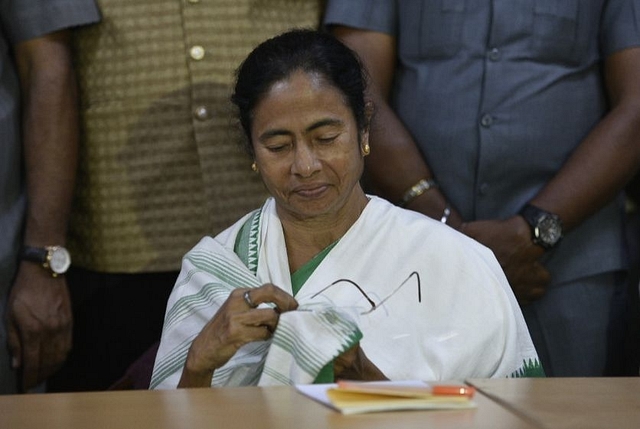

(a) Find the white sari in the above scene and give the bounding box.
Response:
[151,197,542,389]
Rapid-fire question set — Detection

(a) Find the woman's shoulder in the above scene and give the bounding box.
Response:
[365,195,498,264]
[183,208,262,257]
[366,195,444,225]
[366,196,463,235]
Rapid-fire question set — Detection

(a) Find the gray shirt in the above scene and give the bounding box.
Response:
[0,0,100,394]
[325,0,640,284]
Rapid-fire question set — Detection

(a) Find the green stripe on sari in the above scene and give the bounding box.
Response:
[235,213,340,383]
[510,358,545,378]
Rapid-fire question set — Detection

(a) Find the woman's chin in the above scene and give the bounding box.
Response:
[280,198,340,220]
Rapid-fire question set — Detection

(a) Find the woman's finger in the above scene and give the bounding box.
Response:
[220,309,278,344]
[236,308,279,331]
[238,284,298,313]
[246,325,275,341]
[243,290,258,308]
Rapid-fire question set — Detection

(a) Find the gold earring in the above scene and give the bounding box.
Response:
[362,143,370,156]
[251,162,258,172]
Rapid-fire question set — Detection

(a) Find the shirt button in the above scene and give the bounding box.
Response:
[479,183,490,195]
[488,47,501,61]
[194,106,209,121]
[480,114,493,127]
[190,45,205,60]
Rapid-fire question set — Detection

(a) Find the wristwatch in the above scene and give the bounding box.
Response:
[518,204,563,250]
[20,245,71,277]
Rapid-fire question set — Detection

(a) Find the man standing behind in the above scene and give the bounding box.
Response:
[1,1,100,393]
[325,1,640,376]
[47,0,326,392]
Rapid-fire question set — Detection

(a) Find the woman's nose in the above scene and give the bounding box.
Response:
[292,144,321,177]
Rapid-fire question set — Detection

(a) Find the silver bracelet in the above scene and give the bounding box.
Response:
[440,204,451,224]
[400,179,438,207]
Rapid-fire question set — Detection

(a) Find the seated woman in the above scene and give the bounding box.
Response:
[150,29,543,389]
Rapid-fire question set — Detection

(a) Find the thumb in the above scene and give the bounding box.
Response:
[6,316,23,369]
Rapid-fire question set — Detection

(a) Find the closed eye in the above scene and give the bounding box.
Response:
[267,144,289,153]
[316,135,338,144]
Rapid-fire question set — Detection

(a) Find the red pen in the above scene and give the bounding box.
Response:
[432,385,476,398]
[336,380,475,399]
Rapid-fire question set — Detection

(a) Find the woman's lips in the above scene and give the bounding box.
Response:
[293,184,329,198]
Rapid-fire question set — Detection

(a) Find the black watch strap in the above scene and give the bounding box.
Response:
[19,245,71,277]
[519,204,542,228]
[518,204,563,250]
[20,246,48,263]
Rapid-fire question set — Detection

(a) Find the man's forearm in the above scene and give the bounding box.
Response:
[16,30,79,246]
[332,26,463,226]
[529,48,640,232]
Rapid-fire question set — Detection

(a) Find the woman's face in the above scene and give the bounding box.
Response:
[251,70,367,222]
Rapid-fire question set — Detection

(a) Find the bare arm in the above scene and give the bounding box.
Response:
[463,47,640,303]
[5,30,78,391]
[331,26,463,226]
[529,47,640,230]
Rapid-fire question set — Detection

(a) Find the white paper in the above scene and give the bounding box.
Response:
[295,380,432,412]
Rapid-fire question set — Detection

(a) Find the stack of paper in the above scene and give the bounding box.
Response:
[296,380,476,415]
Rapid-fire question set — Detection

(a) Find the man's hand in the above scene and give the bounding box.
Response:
[6,262,72,391]
[8,30,80,392]
[462,216,551,305]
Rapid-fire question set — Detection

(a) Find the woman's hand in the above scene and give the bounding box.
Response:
[178,283,298,387]
[334,344,388,381]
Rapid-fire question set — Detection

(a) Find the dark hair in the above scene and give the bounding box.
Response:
[232,29,368,155]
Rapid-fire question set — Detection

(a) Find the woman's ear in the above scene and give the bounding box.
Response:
[364,99,374,125]
[360,99,374,156]
[360,130,371,157]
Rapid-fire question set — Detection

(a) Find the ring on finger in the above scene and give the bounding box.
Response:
[243,290,257,308]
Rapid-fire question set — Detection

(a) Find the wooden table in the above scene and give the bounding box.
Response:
[467,377,640,429]
[0,384,536,429]
[3,379,638,429]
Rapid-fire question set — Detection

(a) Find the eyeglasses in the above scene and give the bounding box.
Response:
[301,271,421,315]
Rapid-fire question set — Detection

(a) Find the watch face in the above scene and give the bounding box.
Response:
[535,215,562,247]
[49,247,71,274]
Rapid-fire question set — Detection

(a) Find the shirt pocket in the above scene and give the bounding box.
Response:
[398,0,466,59]
[530,0,581,64]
